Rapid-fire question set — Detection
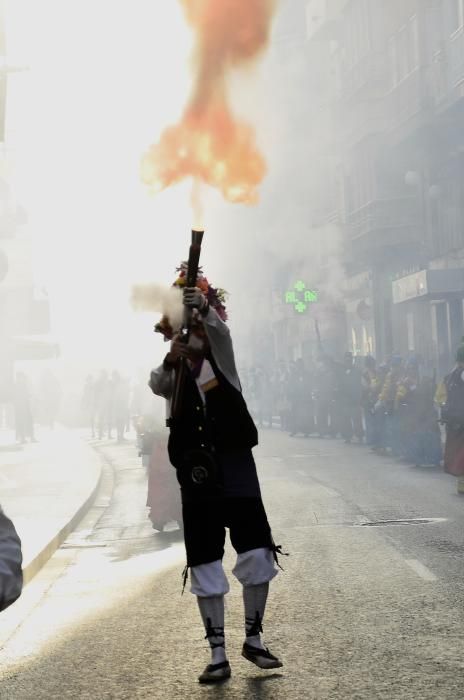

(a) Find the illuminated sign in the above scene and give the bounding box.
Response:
[285,281,319,313]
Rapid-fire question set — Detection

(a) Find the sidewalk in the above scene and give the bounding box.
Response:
[0,426,103,583]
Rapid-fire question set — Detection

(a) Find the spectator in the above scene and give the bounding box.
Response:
[288,359,315,437]
[38,369,62,429]
[0,506,22,612]
[110,371,131,443]
[395,357,420,461]
[313,359,333,437]
[377,355,404,456]
[146,426,182,531]
[408,376,442,467]
[361,355,380,446]
[325,352,363,444]
[371,363,389,453]
[440,345,464,494]
[13,373,36,444]
[81,374,97,438]
[94,370,112,440]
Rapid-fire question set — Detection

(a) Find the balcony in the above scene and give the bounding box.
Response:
[449,26,464,91]
[347,197,422,258]
[387,67,433,137]
[430,47,448,104]
[334,95,388,147]
[340,51,389,102]
[306,0,347,41]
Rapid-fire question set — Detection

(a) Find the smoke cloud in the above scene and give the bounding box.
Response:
[141,0,277,204]
[130,283,183,329]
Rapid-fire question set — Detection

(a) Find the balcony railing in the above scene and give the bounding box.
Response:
[333,95,388,146]
[347,197,422,252]
[340,51,388,101]
[449,26,464,89]
[387,67,433,132]
[430,47,448,104]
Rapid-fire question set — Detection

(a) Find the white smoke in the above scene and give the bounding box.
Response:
[130,283,183,329]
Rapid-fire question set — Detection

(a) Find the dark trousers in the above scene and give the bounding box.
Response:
[182,497,274,568]
[339,401,363,441]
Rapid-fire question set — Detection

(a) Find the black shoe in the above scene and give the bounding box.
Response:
[198,660,231,683]
[241,642,283,669]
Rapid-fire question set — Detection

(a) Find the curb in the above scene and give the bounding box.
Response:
[22,452,104,586]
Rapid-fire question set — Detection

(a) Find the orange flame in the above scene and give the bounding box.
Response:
[141,0,276,204]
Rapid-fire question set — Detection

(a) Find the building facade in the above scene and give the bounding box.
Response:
[306,0,464,375]
[0,2,55,405]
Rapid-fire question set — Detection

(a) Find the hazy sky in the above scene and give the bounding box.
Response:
[5,1,206,373]
[3,0,300,380]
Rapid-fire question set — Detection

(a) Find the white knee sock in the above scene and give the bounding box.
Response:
[197,595,227,664]
[243,582,269,650]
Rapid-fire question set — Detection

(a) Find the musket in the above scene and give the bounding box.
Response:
[170,229,204,421]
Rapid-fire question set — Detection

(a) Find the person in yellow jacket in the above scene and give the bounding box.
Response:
[394,358,421,460]
[362,356,378,445]
[376,356,404,456]
[435,380,447,407]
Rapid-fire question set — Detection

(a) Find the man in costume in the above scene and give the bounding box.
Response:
[149,265,283,683]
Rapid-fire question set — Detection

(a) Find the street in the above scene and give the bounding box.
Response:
[1,430,464,700]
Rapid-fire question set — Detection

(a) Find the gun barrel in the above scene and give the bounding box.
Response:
[171,229,205,421]
[186,230,204,288]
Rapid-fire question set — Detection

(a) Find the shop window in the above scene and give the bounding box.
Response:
[388,15,420,87]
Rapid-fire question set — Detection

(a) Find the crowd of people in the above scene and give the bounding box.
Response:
[81,370,132,442]
[1,368,141,446]
[241,348,464,494]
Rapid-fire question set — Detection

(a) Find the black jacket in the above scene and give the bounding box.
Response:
[166,352,258,468]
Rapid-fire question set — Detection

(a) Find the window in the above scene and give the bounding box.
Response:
[397,26,409,82]
[408,15,420,71]
[389,16,421,87]
[388,36,398,87]
[345,0,371,67]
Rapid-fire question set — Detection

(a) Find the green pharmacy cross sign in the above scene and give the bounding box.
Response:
[285,281,319,314]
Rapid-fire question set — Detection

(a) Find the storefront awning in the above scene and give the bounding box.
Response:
[12,335,60,360]
[392,269,464,304]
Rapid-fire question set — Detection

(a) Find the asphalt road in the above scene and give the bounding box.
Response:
[1,431,464,700]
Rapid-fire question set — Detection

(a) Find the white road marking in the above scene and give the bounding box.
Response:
[259,476,285,482]
[292,454,332,458]
[404,559,438,582]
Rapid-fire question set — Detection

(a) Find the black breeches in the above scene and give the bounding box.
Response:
[182,497,274,568]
